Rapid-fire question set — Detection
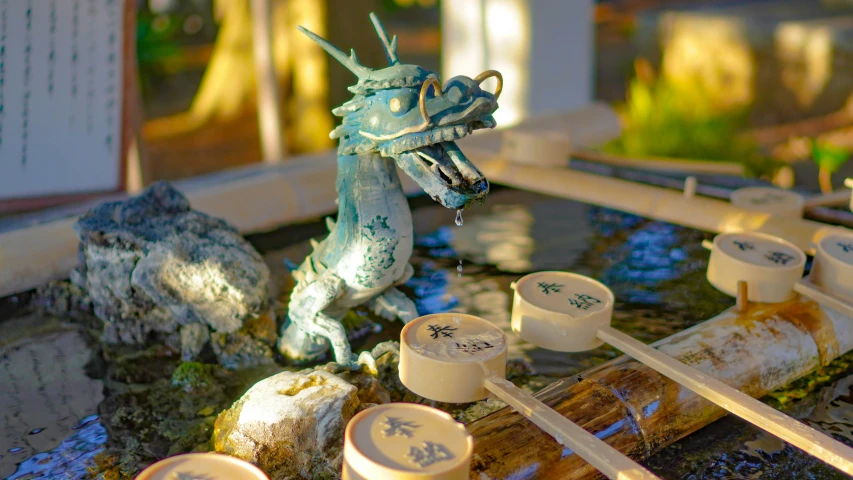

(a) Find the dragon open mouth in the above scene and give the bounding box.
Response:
[396,140,489,209]
[415,142,487,192]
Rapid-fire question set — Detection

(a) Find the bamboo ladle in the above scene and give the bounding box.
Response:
[509,269,853,477]
[399,313,660,480]
[701,231,853,318]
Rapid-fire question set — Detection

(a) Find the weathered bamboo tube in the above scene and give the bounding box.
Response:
[803,189,851,209]
[484,375,660,480]
[467,297,853,479]
[571,149,745,176]
[469,153,852,255]
[596,325,853,476]
[794,281,853,319]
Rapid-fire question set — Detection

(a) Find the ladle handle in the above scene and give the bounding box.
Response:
[483,375,660,480]
[596,325,853,477]
[793,281,853,318]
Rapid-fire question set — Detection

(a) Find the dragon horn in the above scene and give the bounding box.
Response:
[297,25,372,78]
[369,12,399,65]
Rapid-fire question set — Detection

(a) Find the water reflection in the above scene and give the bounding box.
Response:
[0,320,104,479]
[6,415,106,480]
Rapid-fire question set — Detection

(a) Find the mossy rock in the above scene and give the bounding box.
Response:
[171,361,219,393]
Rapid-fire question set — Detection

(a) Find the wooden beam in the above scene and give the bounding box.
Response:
[2,106,850,298]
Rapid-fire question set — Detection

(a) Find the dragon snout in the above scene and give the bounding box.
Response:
[472,178,489,195]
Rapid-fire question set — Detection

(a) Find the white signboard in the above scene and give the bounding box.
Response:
[0,0,129,208]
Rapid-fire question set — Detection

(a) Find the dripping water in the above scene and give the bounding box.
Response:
[455,209,464,277]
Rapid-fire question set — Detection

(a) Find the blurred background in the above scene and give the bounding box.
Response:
[135,0,853,189]
[5,0,853,210]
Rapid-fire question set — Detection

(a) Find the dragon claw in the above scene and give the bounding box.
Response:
[369,287,419,323]
[356,351,378,374]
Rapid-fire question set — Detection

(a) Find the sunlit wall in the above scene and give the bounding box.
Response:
[441,0,593,127]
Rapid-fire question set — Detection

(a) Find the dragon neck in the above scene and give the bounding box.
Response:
[335,151,411,233]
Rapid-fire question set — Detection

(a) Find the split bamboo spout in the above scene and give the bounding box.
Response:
[466,296,853,479]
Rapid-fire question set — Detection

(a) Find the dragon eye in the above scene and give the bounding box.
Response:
[389,97,402,113]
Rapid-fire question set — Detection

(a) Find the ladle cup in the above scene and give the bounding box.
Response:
[341,402,474,480]
[399,313,659,480]
[510,270,853,476]
[135,453,270,480]
[702,231,853,318]
[729,186,804,218]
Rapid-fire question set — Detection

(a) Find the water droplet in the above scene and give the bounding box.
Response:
[457,260,464,277]
[455,209,464,227]
[29,428,45,435]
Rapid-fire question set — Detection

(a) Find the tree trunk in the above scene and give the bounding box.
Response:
[819,165,833,194]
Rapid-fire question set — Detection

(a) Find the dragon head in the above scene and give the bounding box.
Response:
[299,13,499,209]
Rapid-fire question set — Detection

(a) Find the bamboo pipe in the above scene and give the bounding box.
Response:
[467,151,852,255]
[566,160,853,228]
[803,189,852,209]
[596,325,853,477]
[571,149,745,176]
[467,297,853,479]
[484,375,660,480]
[793,281,853,319]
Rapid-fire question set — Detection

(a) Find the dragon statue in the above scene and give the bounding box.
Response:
[278,13,501,368]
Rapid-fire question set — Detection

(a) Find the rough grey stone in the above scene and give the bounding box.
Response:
[210,332,274,369]
[213,369,359,479]
[180,323,210,362]
[32,280,93,318]
[71,181,271,349]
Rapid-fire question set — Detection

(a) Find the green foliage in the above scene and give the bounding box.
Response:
[810,138,851,173]
[137,14,182,70]
[136,9,186,100]
[603,65,779,177]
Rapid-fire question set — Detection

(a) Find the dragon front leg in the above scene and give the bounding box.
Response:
[278,269,359,368]
[368,287,418,324]
[368,263,418,324]
[301,312,359,369]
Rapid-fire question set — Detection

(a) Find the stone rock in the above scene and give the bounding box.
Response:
[71,181,271,353]
[213,369,359,479]
[181,324,210,362]
[210,332,274,369]
[33,280,94,319]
